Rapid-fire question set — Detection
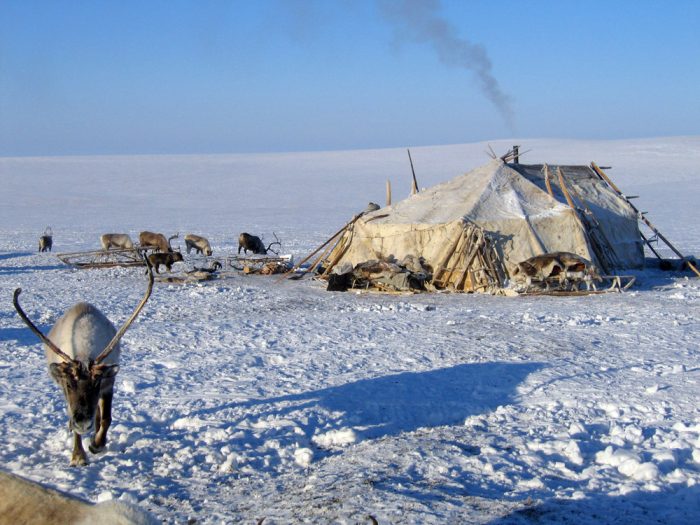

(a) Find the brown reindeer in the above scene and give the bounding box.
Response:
[139,231,177,252]
[238,232,281,255]
[147,251,184,273]
[12,261,154,466]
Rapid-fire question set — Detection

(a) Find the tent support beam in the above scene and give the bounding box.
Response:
[556,167,612,274]
[278,212,364,281]
[591,162,700,277]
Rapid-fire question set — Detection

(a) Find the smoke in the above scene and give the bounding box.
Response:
[377,0,514,128]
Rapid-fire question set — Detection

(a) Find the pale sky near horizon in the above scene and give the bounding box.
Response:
[1,0,699,156]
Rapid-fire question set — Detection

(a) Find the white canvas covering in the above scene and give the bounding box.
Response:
[327,159,643,292]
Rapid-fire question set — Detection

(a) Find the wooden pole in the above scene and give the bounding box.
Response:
[386,179,392,206]
[407,149,419,194]
[320,235,353,278]
[566,178,621,269]
[556,167,611,274]
[543,164,555,197]
[277,213,363,281]
[555,167,577,209]
[591,162,700,277]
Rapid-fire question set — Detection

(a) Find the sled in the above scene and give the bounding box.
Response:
[150,254,294,284]
[56,248,146,269]
[519,274,636,296]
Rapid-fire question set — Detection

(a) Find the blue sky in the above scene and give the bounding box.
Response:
[1,0,699,156]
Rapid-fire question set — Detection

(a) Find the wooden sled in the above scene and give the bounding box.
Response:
[520,274,636,296]
[56,248,146,269]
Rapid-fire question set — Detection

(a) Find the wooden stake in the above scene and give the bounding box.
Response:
[407,149,419,194]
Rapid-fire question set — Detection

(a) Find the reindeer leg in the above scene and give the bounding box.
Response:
[71,432,88,466]
[90,390,113,453]
[93,400,102,438]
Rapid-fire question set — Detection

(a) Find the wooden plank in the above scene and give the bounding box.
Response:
[432,225,468,285]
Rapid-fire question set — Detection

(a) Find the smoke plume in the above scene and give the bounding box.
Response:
[377,0,514,128]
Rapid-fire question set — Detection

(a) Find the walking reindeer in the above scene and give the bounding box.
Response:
[12,260,155,466]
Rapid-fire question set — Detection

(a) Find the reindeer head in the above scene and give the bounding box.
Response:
[50,360,120,434]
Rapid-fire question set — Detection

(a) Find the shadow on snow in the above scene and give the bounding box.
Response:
[152,361,544,476]
[235,361,542,442]
[489,483,700,525]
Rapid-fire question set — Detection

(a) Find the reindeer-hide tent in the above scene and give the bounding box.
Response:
[323,159,643,293]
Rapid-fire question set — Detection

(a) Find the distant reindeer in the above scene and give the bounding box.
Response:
[12,261,155,466]
[100,233,134,250]
[38,226,53,252]
[238,232,281,255]
[184,234,212,256]
[147,251,184,274]
[139,231,177,253]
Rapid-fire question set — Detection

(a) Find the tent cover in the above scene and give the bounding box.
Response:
[326,159,643,293]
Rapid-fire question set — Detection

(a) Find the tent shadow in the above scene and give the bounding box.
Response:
[189,361,541,458]
[488,483,700,525]
[271,361,542,442]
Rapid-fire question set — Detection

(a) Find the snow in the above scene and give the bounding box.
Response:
[0,137,699,523]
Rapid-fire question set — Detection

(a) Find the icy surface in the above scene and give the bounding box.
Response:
[0,138,699,523]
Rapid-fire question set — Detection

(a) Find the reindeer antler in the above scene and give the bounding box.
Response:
[95,256,155,364]
[13,289,73,362]
[266,232,282,256]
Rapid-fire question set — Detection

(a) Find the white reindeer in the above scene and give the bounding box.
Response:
[100,233,134,250]
[184,234,213,256]
[13,261,154,466]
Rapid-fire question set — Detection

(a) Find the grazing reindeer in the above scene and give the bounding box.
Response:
[139,231,177,253]
[238,232,281,255]
[100,233,134,250]
[184,234,213,256]
[38,226,53,252]
[147,251,184,273]
[12,261,154,466]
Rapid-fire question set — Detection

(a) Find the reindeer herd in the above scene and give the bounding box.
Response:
[15,227,283,466]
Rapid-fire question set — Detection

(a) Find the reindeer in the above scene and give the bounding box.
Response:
[38,226,53,252]
[184,234,213,256]
[238,232,281,255]
[12,261,154,466]
[100,233,134,250]
[139,231,177,253]
[147,251,184,273]
[38,236,53,252]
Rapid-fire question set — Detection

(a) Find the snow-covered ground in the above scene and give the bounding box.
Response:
[0,137,698,523]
